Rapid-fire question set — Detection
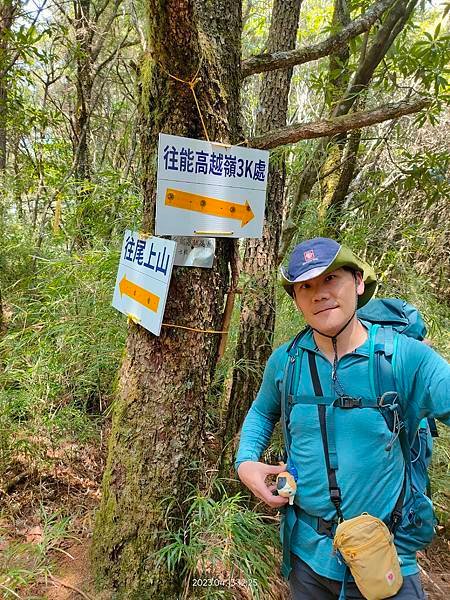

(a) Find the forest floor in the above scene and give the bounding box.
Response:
[1,436,449,600]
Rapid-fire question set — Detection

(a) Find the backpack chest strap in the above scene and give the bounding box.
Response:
[289,395,380,409]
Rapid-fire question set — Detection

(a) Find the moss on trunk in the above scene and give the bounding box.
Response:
[220,0,302,480]
[91,1,242,597]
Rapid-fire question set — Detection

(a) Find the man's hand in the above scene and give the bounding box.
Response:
[237,461,290,508]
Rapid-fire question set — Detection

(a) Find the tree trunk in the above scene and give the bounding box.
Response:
[0,83,6,172]
[73,0,92,182]
[325,126,363,235]
[0,285,4,334]
[0,0,16,172]
[318,0,351,226]
[72,0,94,246]
[279,0,419,256]
[220,0,303,477]
[91,1,242,598]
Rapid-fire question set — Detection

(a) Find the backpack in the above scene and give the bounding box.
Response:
[280,298,438,581]
[358,299,436,490]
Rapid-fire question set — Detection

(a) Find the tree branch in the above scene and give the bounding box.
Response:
[94,0,114,21]
[93,28,136,80]
[0,0,48,78]
[241,0,396,78]
[249,97,430,150]
[327,127,363,226]
[91,0,123,62]
[332,0,418,117]
[51,0,73,26]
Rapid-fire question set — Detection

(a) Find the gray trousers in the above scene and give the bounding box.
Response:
[289,555,427,599]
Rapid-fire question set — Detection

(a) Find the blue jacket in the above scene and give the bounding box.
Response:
[235,322,450,580]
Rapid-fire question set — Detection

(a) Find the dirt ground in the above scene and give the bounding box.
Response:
[1,439,449,600]
[24,538,450,599]
[19,527,450,599]
[5,531,450,600]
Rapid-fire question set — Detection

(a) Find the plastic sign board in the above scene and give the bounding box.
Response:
[112,230,176,336]
[172,236,215,269]
[155,133,269,238]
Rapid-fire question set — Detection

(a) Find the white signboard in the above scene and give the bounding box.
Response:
[112,230,176,336]
[155,133,269,238]
[173,236,215,269]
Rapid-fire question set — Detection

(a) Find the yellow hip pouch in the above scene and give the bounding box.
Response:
[333,513,403,600]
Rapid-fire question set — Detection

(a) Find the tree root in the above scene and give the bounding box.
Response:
[419,565,446,598]
[49,575,94,600]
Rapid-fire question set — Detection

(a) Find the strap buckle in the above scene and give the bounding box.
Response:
[330,487,342,501]
[335,395,361,409]
[317,517,336,538]
[389,509,403,533]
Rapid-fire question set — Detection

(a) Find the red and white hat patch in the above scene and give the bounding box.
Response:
[303,249,316,263]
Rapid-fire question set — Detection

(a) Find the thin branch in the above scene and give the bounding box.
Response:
[0,584,21,599]
[249,97,430,150]
[130,0,147,52]
[49,575,94,600]
[418,566,446,599]
[52,0,74,26]
[0,0,49,78]
[40,46,124,210]
[318,148,355,181]
[384,138,414,174]
[241,0,396,78]
[114,60,136,103]
[30,71,73,125]
[91,0,122,62]
[332,0,418,117]
[94,0,113,21]
[93,30,136,80]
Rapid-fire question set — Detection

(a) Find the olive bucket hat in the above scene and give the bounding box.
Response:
[280,237,377,308]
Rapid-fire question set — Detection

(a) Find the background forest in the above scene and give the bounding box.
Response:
[0,0,449,598]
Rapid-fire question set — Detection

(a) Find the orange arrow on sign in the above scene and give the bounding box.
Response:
[165,188,255,227]
[119,275,160,313]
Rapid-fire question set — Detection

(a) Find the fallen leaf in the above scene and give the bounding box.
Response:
[26,525,43,544]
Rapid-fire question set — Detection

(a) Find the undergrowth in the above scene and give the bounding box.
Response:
[0,232,125,481]
[0,178,448,596]
[157,481,281,599]
[0,507,75,599]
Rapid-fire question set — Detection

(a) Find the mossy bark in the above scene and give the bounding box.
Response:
[73,0,92,183]
[220,0,302,479]
[280,0,419,254]
[318,0,350,228]
[0,0,16,172]
[91,1,242,597]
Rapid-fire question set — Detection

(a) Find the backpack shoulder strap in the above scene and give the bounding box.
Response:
[281,329,307,471]
[368,325,400,435]
[308,351,344,522]
[370,325,410,532]
[280,330,306,579]
[373,326,438,437]
[372,324,396,397]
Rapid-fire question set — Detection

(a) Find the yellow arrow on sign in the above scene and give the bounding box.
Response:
[119,275,160,313]
[165,188,255,227]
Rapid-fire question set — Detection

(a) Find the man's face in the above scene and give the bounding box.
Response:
[293,268,364,336]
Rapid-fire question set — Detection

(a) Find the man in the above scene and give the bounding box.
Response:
[236,237,450,599]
